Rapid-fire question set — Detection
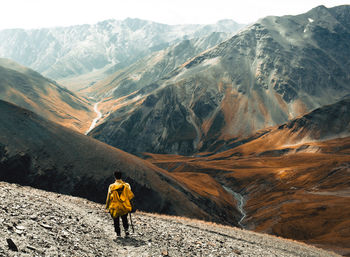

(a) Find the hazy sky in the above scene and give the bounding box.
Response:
[0,0,349,30]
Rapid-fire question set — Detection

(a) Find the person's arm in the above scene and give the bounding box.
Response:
[125,183,136,211]
[125,183,135,200]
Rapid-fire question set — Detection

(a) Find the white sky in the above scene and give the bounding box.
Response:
[0,0,349,30]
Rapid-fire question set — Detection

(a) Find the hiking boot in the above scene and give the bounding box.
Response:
[125,231,129,238]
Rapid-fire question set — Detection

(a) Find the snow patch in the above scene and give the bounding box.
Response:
[308,18,314,23]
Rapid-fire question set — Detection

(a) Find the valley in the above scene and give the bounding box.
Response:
[140,98,350,254]
[0,4,350,257]
[144,135,350,255]
[0,99,240,225]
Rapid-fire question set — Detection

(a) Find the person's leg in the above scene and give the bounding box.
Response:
[113,216,121,236]
[121,214,129,236]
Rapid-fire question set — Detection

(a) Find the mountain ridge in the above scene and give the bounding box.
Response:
[0,58,94,133]
[0,18,244,90]
[89,5,350,155]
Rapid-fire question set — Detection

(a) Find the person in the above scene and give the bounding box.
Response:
[105,170,134,238]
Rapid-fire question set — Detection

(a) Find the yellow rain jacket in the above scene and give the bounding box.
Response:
[106,180,134,218]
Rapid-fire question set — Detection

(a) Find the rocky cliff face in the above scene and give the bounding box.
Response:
[0,182,339,257]
[0,100,240,225]
[0,18,243,90]
[0,58,93,133]
[90,5,350,155]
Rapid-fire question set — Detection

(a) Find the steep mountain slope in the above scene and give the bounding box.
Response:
[90,5,350,155]
[0,182,338,257]
[0,18,244,90]
[81,32,232,127]
[144,98,350,256]
[82,32,230,100]
[0,58,93,133]
[0,100,239,225]
[0,182,340,257]
[211,96,350,153]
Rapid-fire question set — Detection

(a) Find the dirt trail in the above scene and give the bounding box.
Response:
[0,182,340,257]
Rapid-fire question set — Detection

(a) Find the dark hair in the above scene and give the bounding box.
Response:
[114,171,122,179]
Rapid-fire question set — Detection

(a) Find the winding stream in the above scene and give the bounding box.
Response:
[85,102,102,135]
[223,186,247,228]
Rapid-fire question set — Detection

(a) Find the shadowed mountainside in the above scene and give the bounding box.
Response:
[89,5,350,155]
[0,58,94,133]
[0,100,240,225]
[144,98,350,256]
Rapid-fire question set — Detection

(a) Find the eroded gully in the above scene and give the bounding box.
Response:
[223,186,247,228]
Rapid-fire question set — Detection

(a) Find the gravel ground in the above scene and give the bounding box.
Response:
[0,182,340,257]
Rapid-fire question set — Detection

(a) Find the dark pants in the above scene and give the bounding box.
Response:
[113,214,129,236]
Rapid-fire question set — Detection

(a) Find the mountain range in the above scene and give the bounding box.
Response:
[0,18,244,91]
[88,5,350,155]
[0,4,349,257]
[82,31,231,100]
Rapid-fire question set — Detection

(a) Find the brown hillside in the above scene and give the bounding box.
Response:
[145,137,350,256]
[0,58,94,133]
[0,99,239,225]
[144,99,350,256]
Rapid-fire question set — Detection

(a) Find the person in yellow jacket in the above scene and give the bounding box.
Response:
[106,170,134,238]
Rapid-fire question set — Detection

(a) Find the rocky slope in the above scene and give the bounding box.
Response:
[0,58,93,133]
[210,96,350,153]
[82,31,231,100]
[0,99,240,225]
[89,5,350,155]
[81,32,233,129]
[144,98,350,256]
[0,18,244,90]
[0,181,340,257]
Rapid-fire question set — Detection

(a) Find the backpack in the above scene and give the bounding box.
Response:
[108,182,134,218]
